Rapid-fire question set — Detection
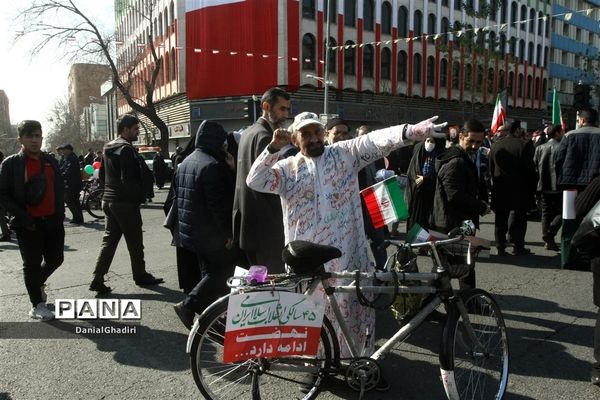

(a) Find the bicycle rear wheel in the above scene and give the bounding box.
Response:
[85,189,105,219]
[440,289,509,400]
[190,296,337,400]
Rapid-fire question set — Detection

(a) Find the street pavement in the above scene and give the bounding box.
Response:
[1,187,599,400]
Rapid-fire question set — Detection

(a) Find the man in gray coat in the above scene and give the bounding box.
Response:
[232,87,290,273]
[534,124,563,251]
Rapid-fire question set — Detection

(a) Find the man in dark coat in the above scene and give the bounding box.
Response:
[89,115,163,293]
[489,120,537,256]
[59,144,84,224]
[556,107,600,191]
[0,120,65,320]
[534,124,563,251]
[432,118,489,290]
[232,87,290,273]
[152,152,168,189]
[172,121,235,329]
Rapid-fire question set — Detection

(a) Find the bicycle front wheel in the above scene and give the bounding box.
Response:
[190,295,336,400]
[85,189,105,219]
[440,289,509,400]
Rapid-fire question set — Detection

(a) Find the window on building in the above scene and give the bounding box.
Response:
[427,56,435,85]
[489,31,497,52]
[398,6,408,38]
[454,0,462,11]
[537,11,543,35]
[414,10,423,39]
[442,0,449,7]
[440,59,448,87]
[465,64,472,91]
[535,77,540,100]
[545,15,550,37]
[170,1,175,25]
[325,37,337,73]
[526,75,532,98]
[344,41,356,75]
[398,50,408,82]
[528,42,533,63]
[499,69,505,90]
[159,13,163,36]
[510,2,517,27]
[302,0,315,19]
[529,8,535,32]
[509,37,516,57]
[499,33,506,54]
[364,0,374,31]
[544,46,549,66]
[171,48,176,81]
[452,61,460,89]
[508,71,514,93]
[500,0,507,24]
[488,68,494,92]
[520,5,527,31]
[562,22,569,36]
[490,0,497,21]
[476,65,483,92]
[302,34,316,70]
[428,14,436,44]
[543,78,547,98]
[538,44,543,65]
[576,28,582,42]
[441,18,449,45]
[165,51,170,82]
[327,0,337,24]
[381,48,391,80]
[345,0,356,27]
[517,73,523,97]
[519,39,525,63]
[414,53,422,84]
[382,2,392,34]
[363,44,374,78]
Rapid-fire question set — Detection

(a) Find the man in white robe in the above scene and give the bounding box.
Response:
[246,112,446,359]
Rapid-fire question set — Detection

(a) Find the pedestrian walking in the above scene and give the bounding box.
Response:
[232,87,290,274]
[172,121,236,329]
[0,120,65,320]
[89,114,163,293]
[489,120,537,256]
[152,152,168,189]
[59,144,84,224]
[534,124,564,251]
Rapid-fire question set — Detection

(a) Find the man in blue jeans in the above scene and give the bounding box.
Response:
[89,114,163,293]
[0,120,65,320]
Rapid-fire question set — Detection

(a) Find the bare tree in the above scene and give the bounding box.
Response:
[16,0,169,154]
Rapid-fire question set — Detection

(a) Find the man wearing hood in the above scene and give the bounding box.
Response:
[432,118,490,290]
[89,114,163,293]
[172,121,235,329]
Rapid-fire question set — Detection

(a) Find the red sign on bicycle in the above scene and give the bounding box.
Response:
[223,292,325,363]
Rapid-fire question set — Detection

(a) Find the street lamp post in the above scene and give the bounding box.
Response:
[324,0,332,116]
[306,74,333,118]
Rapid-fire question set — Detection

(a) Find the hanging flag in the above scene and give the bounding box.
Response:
[490,94,506,133]
[360,176,409,229]
[552,88,566,130]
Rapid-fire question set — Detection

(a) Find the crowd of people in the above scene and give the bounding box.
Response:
[1,89,600,387]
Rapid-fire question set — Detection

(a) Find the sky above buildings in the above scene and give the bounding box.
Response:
[0,1,114,129]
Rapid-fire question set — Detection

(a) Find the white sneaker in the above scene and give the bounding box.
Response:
[41,284,47,303]
[29,302,55,321]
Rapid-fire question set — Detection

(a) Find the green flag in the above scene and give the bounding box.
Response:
[552,88,562,126]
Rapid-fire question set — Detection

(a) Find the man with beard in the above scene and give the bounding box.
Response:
[431,118,490,290]
[232,87,290,273]
[246,111,446,379]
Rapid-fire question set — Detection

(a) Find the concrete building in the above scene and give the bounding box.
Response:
[68,63,112,117]
[0,90,17,155]
[112,0,598,151]
[82,102,109,142]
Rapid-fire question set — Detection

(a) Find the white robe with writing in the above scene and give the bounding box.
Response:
[246,125,409,357]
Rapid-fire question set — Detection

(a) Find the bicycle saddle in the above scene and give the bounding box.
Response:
[282,241,342,274]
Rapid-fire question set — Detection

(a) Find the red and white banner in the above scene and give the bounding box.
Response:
[491,94,506,134]
[223,291,325,363]
[185,0,279,99]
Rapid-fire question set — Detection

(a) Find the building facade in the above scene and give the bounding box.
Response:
[112,0,599,151]
[68,63,112,117]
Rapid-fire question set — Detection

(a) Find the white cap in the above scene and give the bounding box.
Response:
[291,112,324,132]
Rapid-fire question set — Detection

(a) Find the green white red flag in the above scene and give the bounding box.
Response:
[360,176,409,229]
[552,88,566,131]
[491,94,505,133]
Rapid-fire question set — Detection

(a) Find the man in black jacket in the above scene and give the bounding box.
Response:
[432,118,489,290]
[0,120,65,320]
[89,115,163,293]
[60,144,84,224]
[232,87,290,273]
[172,121,235,329]
[489,120,537,256]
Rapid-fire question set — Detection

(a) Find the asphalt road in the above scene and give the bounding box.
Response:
[0,187,599,400]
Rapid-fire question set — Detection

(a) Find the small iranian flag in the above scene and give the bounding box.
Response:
[360,176,409,229]
[490,94,505,134]
[552,88,566,131]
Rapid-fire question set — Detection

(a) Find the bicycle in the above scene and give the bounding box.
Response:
[80,179,105,220]
[186,225,509,400]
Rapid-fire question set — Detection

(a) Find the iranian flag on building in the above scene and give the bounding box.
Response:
[490,94,506,133]
[360,176,409,229]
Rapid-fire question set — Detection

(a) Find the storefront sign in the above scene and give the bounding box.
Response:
[168,123,190,138]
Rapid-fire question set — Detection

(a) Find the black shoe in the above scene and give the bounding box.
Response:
[376,375,390,392]
[173,301,195,330]
[0,234,11,242]
[544,241,560,251]
[512,247,532,256]
[89,280,112,294]
[496,248,509,257]
[135,273,164,286]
